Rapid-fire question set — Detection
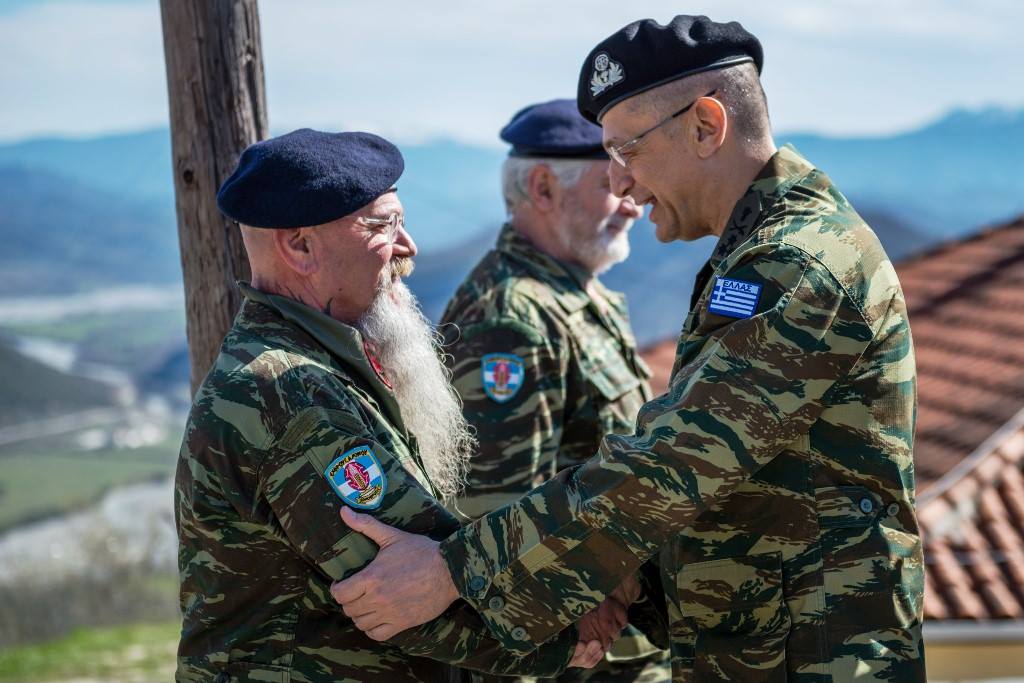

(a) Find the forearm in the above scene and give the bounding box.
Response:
[389,601,576,676]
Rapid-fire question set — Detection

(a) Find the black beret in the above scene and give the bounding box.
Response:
[216,128,404,229]
[577,15,763,123]
[500,99,608,159]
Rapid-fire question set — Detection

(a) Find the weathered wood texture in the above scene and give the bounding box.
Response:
[160,0,268,394]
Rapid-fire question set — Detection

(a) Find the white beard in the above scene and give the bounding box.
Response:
[561,216,631,275]
[357,276,474,503]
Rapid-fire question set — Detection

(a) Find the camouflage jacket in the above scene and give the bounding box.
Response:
[441,224,653,519]
[441,226,666,677]
[175,283,575,683]
[438,146,926,682]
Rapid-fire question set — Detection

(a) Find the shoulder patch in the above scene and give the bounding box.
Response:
[481,353,525,403]
[708,277,762,319]
[324,445,387,510]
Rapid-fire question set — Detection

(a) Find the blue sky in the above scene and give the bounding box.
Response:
[2,0,1022,145]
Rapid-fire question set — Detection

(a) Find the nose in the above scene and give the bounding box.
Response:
[618,195,642,219]
[608,162,634,199]
[392,225,417,258]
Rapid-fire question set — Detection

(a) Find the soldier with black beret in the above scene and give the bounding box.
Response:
[440,99,669,682]
[335,15,926,683]
[175,128,607,681]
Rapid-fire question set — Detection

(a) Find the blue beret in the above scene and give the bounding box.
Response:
[500,99,607,159]
[578,15,763,123]
[216,128,404,229]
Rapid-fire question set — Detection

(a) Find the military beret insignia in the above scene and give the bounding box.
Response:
[589,53,624,97]
[324,445,387,510]
[481,353,525,404]
[708,277,762,319]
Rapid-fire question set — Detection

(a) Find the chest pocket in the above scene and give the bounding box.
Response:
[675,553,790,682]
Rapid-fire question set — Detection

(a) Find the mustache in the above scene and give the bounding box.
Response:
[383,257,415,281]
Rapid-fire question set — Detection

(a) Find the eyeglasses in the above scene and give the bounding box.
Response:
[607,89,718,167]
[361,212,404,242]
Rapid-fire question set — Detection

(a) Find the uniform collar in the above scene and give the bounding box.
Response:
[709,144,816,268]
[237,282,407,434]
[496,223,635,342]
[496,223,594,315]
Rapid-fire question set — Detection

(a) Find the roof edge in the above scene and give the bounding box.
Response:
[919,404,1024,507]
[925,619,1024,643]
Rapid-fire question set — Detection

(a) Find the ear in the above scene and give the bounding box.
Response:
[691,96,728,159]
[272,228,319,276]
[526,163,561,212]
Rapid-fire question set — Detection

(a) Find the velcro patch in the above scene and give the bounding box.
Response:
[708,277,762,319]
[481,353,525,403]
[324,445,387,510]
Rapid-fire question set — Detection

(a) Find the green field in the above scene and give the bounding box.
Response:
[0,621,178,682]
[2,307,186,372]
[0,439,178,532]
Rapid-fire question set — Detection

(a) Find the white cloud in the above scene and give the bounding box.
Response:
[0,0,1022,143]
[0,1,167,141]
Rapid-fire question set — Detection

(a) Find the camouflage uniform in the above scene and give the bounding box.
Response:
[441,225,671,682]
[438,146,926,682]
[175,283,577,682]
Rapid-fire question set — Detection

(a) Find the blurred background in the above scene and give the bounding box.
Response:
[0,1,1022,681]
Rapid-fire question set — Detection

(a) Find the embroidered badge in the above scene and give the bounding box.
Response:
[590,52,624,97]
[708,277,762,319]
[324,445,387,510]
[481,353,525,404]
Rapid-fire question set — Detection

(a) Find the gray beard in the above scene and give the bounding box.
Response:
[561,216,631,275]
[357,279,474,503]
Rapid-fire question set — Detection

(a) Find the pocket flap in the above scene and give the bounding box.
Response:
[578,351,642,401]
[678,552,784,617]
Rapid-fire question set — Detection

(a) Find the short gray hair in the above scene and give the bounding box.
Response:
[501,157,590,214]
[627,62,772,148]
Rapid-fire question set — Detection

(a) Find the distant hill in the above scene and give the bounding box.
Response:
[0,339,117,427]
[0,166,180,296]
[781,107,1024,237]
[0,105,1018,340]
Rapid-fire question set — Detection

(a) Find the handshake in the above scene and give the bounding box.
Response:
[329,507,645,671]
[569,573,643,668]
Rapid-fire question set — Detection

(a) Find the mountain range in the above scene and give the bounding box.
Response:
[0,106,1021,347]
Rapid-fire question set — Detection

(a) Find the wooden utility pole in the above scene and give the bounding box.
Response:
[160,0,268,394]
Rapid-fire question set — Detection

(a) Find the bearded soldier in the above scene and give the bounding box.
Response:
[174,129,606,681]
[441,99,669,683]
[333,16,926,683]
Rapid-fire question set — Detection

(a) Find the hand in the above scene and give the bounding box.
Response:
[577,596,628,651]
[568,639,605,669]
[330,507,459,640]
[609,572,642,609]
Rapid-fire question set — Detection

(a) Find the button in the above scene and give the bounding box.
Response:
[511,626,528,641]
[887,503,900,517]
[468,575,486,592]
[859,498,874,514]
[488,596,506,611]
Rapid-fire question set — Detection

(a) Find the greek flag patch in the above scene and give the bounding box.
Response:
[708,277,762,319]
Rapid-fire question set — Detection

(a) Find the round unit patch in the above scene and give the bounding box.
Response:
[324,445,387,510]
[481,353,525,404]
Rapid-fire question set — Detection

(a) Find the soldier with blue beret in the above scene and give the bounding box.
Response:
[441,98,669,683]
[334,13,926,683]
[176,128,607,681]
